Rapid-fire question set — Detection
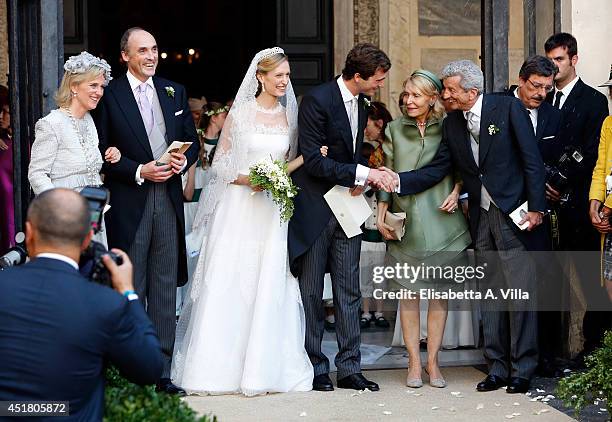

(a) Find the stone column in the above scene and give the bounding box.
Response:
[0,1,9,87]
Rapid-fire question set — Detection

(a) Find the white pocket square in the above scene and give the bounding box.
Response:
[174,109,183,116]
[542,135,555,140]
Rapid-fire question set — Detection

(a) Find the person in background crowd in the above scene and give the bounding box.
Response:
[545,33,610,365]
[377,70,471,388]
[360,101,393,330]
[589,65,612,303]
[177,101,229,316]
[188,96,207,126]
[0,85,14,253]
[496,55,566,376]
[28,51,120,247]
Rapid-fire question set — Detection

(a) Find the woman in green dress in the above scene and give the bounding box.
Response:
[376,70,471,388]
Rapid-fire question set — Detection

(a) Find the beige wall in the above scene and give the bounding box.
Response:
[0,2,9,87]
[337,0,526,117]
[567,0,612,109]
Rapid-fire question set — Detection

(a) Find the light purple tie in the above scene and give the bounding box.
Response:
[137,83,154,135]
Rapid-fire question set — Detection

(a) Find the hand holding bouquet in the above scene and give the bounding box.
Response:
[248,157,298,222]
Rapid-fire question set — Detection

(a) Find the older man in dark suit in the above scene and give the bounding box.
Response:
[0,189,163,422]
[389,60,546,393]
[93,27,199,394]
[496,55,568,375]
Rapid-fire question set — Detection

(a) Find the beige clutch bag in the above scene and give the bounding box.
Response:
[384,211,406,241]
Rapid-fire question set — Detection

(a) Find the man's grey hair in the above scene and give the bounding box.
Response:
[440,60,484,94]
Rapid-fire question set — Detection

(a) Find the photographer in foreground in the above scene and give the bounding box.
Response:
[0,188,163,421]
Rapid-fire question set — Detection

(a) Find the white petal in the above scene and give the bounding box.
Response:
[451,391,462,396]
[382,411,392,415]
[495,403,501,407]
[476,403,484,410]
[299,412,307,417]
[431,406,439,410]
[513,402,520,406]
[378,403,385,407]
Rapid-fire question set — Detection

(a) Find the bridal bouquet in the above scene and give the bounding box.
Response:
[248,157,298,222]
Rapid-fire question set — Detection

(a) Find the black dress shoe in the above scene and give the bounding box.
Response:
[506,377,530,394]
[156,378,186,396]
[360,317,371,329]
[476,374,507,392]
[374,316,390,328]
[337,373,379,391]
[312,374,334,391]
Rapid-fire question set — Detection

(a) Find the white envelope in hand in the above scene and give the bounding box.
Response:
[324,185,372,238]
[509,201,530,230]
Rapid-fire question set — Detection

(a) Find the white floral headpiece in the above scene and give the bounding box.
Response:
[64,51,112,84]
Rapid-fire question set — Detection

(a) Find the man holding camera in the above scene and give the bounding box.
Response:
[544,33,610,363]
[0,189,163,421]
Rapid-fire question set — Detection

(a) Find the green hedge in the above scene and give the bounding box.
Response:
[556,331,612,417]
[104,367,216,422]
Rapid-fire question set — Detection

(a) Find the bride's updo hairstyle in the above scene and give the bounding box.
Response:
[255,52,288,97]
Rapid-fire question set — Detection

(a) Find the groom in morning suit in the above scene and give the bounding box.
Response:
[289,43,394,392]
[93,28,199,395]
[392,60,546,394]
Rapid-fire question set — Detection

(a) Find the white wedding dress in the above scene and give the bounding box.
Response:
[171,111,314,395]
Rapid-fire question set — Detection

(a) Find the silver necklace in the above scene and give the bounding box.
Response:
[63,108,100,186]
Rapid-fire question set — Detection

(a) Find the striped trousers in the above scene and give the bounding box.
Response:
[476,205,538,380]
[299,216,362,380]
[129,182,178,379]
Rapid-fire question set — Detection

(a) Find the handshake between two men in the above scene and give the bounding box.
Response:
[350,166,399,196]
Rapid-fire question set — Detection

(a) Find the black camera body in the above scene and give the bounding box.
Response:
[545,146,584,199]
[0,187,121,286]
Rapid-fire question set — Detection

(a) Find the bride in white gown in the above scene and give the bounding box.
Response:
[171,47,314,396]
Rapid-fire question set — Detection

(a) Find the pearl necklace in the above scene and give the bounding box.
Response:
[416,121,427,128]
[254,100,283,114]
[63,108,100,186]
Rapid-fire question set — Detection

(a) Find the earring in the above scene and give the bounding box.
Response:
[71,92,77,97]
[261,81,266,93]
[429,102,434,107]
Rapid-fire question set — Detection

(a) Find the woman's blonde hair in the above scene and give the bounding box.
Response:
[401,74,446,121]
[55,67,106,108]
[255,53,288,96]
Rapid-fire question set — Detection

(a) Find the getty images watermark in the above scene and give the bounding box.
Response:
[370,262,531,301]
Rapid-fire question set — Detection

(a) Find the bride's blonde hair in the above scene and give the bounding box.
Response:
[255,53,288,96]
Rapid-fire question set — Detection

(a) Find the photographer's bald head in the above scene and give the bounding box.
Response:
[25,188,93,262]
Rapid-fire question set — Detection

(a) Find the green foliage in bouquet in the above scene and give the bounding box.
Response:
[248,158,298,222]
[556,331,612,416]
[104,366,215,422]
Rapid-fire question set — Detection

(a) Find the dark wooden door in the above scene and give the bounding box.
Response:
[276,0,333,96]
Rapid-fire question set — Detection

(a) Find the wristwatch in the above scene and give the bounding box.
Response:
[122,290,139,301]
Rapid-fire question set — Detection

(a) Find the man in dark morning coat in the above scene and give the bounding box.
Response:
[544,33,610,362]
[0,189,163,422]
[389,60,547,394]
[288,43,394,392]
[93,28,199,394]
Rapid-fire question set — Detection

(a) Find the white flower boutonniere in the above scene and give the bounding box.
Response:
[363,98,371,108]
[488,124,500,136]
[165,86,175,98]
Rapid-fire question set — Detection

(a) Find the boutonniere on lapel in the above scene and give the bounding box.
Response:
[363,97,371,108]
[165,86,175,98]
[487,124,500,136]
